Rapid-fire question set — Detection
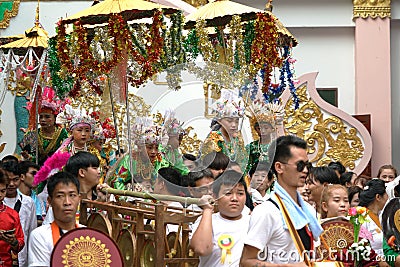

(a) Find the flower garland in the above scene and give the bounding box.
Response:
[250,12,283,93]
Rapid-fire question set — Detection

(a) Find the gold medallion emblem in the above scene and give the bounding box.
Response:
[61,236,112,267]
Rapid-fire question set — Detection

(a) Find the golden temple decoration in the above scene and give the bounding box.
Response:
[0,0,20,29]
[179,126,202,157]
[5,71,32,97]
[284,84,364,170]
[353,0,391,19]
[61,235,112,266]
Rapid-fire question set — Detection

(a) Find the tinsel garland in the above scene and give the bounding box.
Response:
[195,19,218,62]
[228,15,245,70]
[184,29,200,61]
[250,13,283,93]
[160,10,185,69]
[48,38,73,97]
[127,10,164,87]
[160,11,186,90]
[263,46,299,108]
[55,11,164,92]
[243,21,255,64]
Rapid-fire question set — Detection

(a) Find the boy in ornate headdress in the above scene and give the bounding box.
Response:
[108,116,188,192]
[245,102,283,174]
[88,112,117,184]
[33,104,97,189]
[20,87,69,165]
[203,90,248,172]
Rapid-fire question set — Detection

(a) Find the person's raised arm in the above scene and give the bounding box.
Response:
[190,195,214,256]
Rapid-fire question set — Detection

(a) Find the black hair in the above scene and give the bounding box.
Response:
[64,151,100,177]
[212,170,246,197]
[158,167,182,195]
[183,153,197,162]
[359,178,386,207]
[381,198,400,244]
[0,160,19,175]
[212,170,253,210]
[47,171,80,199]
[310,166,341,185]
[328,161,346,175]
[17,160,40,176]
[249,162,272,179]
[203,151,230,171]
[0,170,7,186]
[347,186,362,203]
[187,168,214,187]
[340,171,356,186]
[268,135,307,175]
[1,155,19,164]
[210,119,221,131]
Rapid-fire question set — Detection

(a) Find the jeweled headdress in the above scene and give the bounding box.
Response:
[90,111,117,140]
[56,104,96,131]
[246,101,284,139]
[211,90,245,119]
[26,87,65,115]
[132,117,163,145]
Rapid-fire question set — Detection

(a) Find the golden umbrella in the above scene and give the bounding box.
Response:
[0,24,48,49]
[185,0,297,46]
[63,0,178,25]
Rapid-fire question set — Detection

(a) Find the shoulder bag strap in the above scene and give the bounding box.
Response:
[275,193,311,267]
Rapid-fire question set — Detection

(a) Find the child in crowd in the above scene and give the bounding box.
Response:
[340,171,358,187]
[248,162,274,205]
[0,170,24,267]
[348,186,362,207]
[190,171,250,267]
[306,166,341,215]
[320,184,350,220]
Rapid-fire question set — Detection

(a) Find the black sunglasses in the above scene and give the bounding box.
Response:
[280,161,312,172]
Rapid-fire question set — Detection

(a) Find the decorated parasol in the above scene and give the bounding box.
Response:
[185,0,297,46]
[62,0,177,25]
[183,0,299,105]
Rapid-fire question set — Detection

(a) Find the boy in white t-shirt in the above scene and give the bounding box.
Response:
[190,170,250,267]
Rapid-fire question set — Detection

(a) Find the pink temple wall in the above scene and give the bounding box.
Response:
[355,17,392,176]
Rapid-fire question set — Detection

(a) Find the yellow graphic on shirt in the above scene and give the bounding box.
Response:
[218,234,234,264]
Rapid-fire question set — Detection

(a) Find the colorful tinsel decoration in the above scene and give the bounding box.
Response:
[250,12,283,93]
[228,15,245,70]
[195,19,218,62]
[48,38,73,97]
[54,11,165,93]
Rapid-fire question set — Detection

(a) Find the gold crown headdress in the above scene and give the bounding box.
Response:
[246,102,284,140]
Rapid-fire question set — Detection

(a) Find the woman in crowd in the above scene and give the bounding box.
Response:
[359,179,389,266]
